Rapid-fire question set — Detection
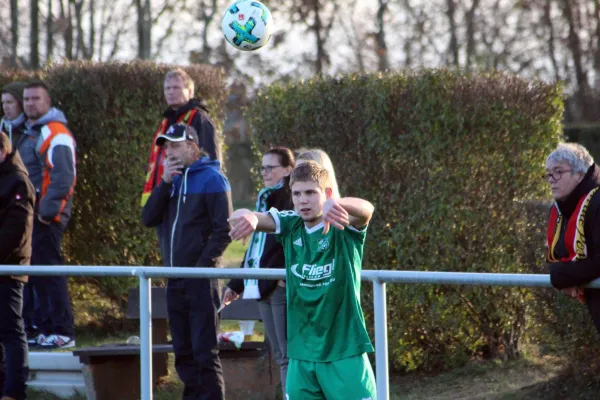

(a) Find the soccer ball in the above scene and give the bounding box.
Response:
[222,0,273,51]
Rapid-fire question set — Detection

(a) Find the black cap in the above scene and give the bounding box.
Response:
[155,124,199,146]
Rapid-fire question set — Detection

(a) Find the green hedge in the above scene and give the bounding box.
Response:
[249,70,563,371]
[0,61,226,301]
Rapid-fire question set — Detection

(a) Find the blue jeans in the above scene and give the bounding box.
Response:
[0,278,29,400]
[167,278,225,400]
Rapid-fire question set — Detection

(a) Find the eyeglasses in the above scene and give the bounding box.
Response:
[543,169,573,182]
[260,165,282,173]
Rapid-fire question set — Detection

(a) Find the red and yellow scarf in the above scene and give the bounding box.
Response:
[547,187,599,303]
[140,109,197,206]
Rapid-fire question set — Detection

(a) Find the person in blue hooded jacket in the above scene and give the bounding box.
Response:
[142,123,232,400]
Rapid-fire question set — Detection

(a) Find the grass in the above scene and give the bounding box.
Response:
[389,353,566,400]
[28,350,570,400]
[222,239,248,267]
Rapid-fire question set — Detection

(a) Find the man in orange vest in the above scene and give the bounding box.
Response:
[141,68,221,207]
[22,81,76,350]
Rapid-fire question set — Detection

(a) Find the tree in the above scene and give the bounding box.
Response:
[46,0,53,60]
[136,0,151,59]
[31,0,40,68]
[195,0,219,63]
[375,0,389,71]
[10,0,19,66]
[290,0,339,74]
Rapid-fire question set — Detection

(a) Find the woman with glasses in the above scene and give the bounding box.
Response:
[545,142,600,333]
[223,146,294,396]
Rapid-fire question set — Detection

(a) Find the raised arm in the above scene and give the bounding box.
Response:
[228,209,276,242]
[339,197,374,228]
[323,196,374,234]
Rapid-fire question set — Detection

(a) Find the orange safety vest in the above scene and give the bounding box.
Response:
[140,109,197,206]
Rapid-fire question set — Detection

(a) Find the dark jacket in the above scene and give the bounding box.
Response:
[142,157,232,268]
[547,164,600,332]
[23,108,76,226]
[0,151,35,282]
[227,184,293,300]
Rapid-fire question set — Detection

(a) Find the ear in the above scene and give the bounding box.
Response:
[325,187,333,199]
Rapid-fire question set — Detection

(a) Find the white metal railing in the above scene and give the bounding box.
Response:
[3,265,600,400]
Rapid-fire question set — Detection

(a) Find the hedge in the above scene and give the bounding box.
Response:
[248,70,564,371]
[0,61,227,302]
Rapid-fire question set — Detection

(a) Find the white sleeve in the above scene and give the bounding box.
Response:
[268,208,282,234]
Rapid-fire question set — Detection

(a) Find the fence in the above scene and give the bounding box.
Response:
[3,265,600,400]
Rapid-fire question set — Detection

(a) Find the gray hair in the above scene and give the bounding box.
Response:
[164,68,195,94]
[546,143,594,173]
[296,148,341,199]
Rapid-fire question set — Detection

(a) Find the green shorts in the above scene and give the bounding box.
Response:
[286,353,376,400]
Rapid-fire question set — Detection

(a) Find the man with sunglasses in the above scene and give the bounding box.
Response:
[142,124,232,400]
[545,143,600,333]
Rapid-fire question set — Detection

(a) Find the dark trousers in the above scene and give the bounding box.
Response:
[23,220,74,337]
[167,278,225,400]
[22,283,43,337]
[0,278,29,400]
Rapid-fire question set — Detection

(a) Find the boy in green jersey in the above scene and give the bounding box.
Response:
[229,161,376,400]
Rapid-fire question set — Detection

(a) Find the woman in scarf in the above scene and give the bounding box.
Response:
[223,147,294,396]
[546,142,600,333]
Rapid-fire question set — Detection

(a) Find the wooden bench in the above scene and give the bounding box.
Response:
[73,287,279,400]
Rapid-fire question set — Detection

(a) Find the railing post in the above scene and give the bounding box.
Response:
[139,274,153,400]
[373,280,389,400]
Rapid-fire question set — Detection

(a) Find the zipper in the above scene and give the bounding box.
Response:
[170,176,184,267]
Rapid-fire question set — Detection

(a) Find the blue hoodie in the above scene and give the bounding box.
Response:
[142,157,232,268]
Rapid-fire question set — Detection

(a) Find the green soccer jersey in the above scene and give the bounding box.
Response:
[268,208,374,362]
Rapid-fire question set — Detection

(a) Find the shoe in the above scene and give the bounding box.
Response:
[27,333,41,348]
[28,333,47,348]
[40,334,75,349]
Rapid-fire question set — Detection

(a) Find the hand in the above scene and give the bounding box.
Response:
[162,157,183,184]
[322,197,349,234]
[228,209,258,244]
[222,287,239,307]
[38,215,51,225]
[560,287,583,299]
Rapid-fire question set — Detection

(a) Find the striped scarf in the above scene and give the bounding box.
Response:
[242,180,284,299]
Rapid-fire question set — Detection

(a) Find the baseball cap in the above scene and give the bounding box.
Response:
[155,124,199,146]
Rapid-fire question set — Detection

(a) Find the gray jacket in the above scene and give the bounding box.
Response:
[22,108,76,225]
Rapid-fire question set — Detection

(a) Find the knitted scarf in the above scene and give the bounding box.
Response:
[242,180,284,299]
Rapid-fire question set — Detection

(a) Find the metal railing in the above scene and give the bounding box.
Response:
[3,265,600,400]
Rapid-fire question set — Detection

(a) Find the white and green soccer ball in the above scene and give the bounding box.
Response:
[222,0,273,51]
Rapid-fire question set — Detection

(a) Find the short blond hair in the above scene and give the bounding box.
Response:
[164,68,195,94]
[290,160,331,192]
